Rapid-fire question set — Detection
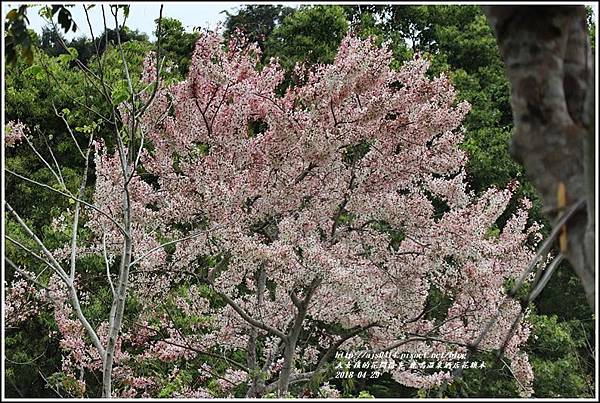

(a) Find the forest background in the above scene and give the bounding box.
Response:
[3,3,597,398]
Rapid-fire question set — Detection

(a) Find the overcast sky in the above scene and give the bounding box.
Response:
[2,2,598,41]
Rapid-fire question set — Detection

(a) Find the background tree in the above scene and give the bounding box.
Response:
[152,17,198,77]
[264,5,348,72]
[5,4,166,398]
[223,5,294,54]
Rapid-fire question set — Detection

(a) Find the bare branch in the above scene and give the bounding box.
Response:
[6,235,59,275]
[6,169,127,236]
[5,202,69,283]
[213,286,287,340]
[161,338,250,372]
[102,232,116,297]
[500,357,527,394]
[70,134,94,281]
[509,199,585,297]
[264,371,317,394]
[5,202,105,358]
[134,5,164,120]
[112,5,136,156]
[21,130,64,188]
[39,370,64,398]
[129,223,228,268]
[47,16,115,105]
[5,257,51,291]
[83,5,120,112]
[39,128,66,187]
[528,254,564,302]
[294,162,317,185]
[52,103,85,159]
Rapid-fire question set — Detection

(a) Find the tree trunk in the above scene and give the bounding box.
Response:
[102,189,133,397]
[278,337,297,397]
[277,280,319,396]
[101,245,132,397]
[246,267,267,397]
[482,5,595,307]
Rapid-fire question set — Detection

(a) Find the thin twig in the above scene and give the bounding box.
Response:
[52,103,85,159]
[6,236,57,275]
[5,257,51,291]
[102,232,116,297]
[6,169,127,236]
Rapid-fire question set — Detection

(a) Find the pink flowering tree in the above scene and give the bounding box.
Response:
[6,29,542,398]
[56,32,540,397]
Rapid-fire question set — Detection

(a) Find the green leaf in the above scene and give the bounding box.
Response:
[58,53,71,65]
[38,6,53,20]
[6,9,18,21]
[112,88,129,105]
[68,47,78,59]
[23,65,44,80]
[358,390,375,398]
[111,81,130,105]
[121,5,130,19]
[22,46,34,65]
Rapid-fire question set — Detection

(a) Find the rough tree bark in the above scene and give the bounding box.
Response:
[482,6,596,308]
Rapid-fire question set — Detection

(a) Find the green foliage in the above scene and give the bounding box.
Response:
[39,26,67,58]
[428,353,520,398]
[5,300,62,398]
[4,13,156,396]
[6,49,104,228]
[223,5,294,55]
[341,372,416,398]
[264,5,349,72]
[423,286,453,323]
[358,389,375,398]
[46,372,86,398]
[23,64,45,80]
[154,17,199,77]
[527,313,594,397]
[586,6,596,52]
[157,369,193,397]
[5,6,36,65]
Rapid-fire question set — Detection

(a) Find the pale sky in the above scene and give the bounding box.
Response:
[2,3,304,41]
[2,2,598,42]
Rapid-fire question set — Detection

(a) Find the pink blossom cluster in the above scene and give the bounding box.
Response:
[318,382,341,398]
[5,268,43,327]
[26,31,541,397]
[4,120,28,147]
[217,368,248,392]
